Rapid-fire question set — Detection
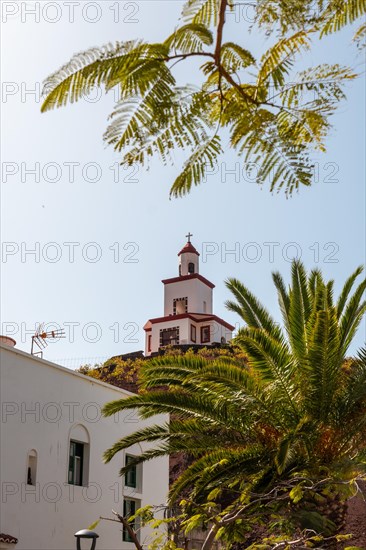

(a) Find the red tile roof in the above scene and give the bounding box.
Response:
[178,242,200,256]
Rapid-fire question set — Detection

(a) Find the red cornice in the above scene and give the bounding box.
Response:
[144,313,234,331]
[162,273,215,289]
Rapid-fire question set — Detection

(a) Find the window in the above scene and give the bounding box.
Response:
[147,334,152,352]
[160,327,180,347]
[68,425,89,486]
[27,450,37,486]
[173,297,188,315]
[201,325,210,344]
[68,441,84,486]
[125,455,137,488]
[190,325,196,343]
[123,499,139,542]
[188,262,195,274]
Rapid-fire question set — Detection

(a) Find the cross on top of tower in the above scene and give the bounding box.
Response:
[185,232,193,243]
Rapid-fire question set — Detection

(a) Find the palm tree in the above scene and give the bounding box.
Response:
[103,261,366,547]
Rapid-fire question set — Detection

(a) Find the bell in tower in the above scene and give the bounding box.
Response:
[178,233,200,276]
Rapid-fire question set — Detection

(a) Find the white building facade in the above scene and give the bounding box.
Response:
[0,343,169,550]
[144,238,234,356]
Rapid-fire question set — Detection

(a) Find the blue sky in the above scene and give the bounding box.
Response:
[1,1,365,367]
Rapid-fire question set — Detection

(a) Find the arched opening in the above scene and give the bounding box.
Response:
[188,262,195,274]
[27,449,37,485]
[68,424,90,487]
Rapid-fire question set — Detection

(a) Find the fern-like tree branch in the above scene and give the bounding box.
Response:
[42,0,363,196]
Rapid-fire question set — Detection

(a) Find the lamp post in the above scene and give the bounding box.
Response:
[74,529,99,550]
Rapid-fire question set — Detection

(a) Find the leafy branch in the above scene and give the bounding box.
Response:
[42,0,364,196]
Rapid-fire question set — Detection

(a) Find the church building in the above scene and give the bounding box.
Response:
[144,236,235,356]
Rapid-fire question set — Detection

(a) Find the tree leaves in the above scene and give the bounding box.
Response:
[256,31,312,89]
[169,135,223,197]
[165,23,213,53]
[320,0,366,36]
[220,43,256,72]
[41,0,363,196]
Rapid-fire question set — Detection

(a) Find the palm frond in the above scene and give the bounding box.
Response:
[272,271,291,335]
[338,277,366,355]
[336,265,364,319]
[305,308,341,421]
[226,277,284,342]
[288,260,312,361]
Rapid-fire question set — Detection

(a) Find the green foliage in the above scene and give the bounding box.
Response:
[42,0,363,197]
[87,519,101,530]
[101,262,366,546]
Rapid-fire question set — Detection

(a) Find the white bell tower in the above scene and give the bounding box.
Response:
[143,235,234,356]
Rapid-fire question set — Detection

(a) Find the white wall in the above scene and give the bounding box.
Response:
[145,318,232,355]
[164,279,213,316]
[148,318,190,355]
[0,345,169,550]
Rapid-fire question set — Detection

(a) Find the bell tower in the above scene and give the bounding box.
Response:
[178,232,199,276]
[143,235,234,356]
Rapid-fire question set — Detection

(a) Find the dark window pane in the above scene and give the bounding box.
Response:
[161,329,179,346]
[68,441,84,486]
[123,499,137,542]
[201,326,210,344]
[125,456,137,488]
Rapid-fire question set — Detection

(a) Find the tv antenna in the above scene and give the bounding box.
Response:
[31,323,66,357]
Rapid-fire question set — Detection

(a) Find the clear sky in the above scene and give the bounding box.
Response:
[1,1,365,368]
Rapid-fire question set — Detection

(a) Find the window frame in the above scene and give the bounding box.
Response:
[68,440,84,486]
[147,334,152,352]
[200,325,211,344]
[125,455,137,489]
[173,297,188,315]
[123,499,139,542]
[160,327,180,347]
[190,325,196,343]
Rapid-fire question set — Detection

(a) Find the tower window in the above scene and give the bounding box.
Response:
[173,297,188,315]
[27,450,37,486]
[188,262,195,274]
[201,326,211,344]
[147,334,152,352]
